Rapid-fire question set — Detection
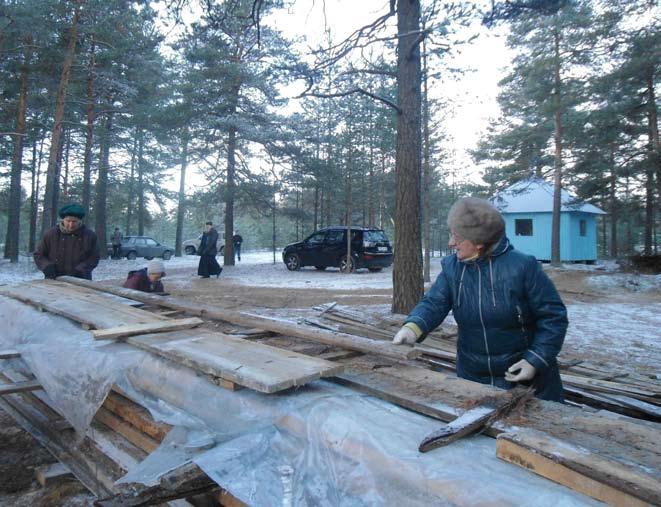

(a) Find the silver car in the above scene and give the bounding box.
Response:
[183,233,225,255]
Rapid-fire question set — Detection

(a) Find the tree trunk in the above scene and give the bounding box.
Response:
[41,5,81,234]
[175,133,189,257]
[125,131,138,236]
[5,35,32,261]
[422,34,431,283]
[644,66,659,255]
[62,128,71,201]
[344,114,354,274]
[82,34,96,213]
[224,127,237,266]
[550,24,563,266]
[392,0,423,314]
[94,107,112,259]
[29,135,45,252]
[137,130,145,236]
[609,142,617,257]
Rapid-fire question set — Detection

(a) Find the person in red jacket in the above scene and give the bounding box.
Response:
[123,259,166,293]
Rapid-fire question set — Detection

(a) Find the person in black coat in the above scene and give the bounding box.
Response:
[393,197,567,402]
[197,221,222,278]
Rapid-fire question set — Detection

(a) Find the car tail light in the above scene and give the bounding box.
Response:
[364,254,375,260]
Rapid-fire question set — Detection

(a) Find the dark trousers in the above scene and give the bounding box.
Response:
[234,244,241,261]
[112,245,121,259]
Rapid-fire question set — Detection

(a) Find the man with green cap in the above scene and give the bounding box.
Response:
[34,203,100,280]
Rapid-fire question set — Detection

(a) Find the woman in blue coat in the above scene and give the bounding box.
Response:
[393,197,567,402]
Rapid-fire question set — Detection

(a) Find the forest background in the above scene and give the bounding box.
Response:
[0,0,659,311]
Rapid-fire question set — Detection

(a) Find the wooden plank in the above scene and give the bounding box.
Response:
[35,462,74,487]
[496,430,660,507]
[0,280,168,330]
[94,407,160,453]
[0,349,21,359]
[128,329,345,393]
[104,390,171,442]
[58,276,418,361]
[0,379,42,395]
[561,373,660,400]
[91,317,204,341]
[419,405,496,452]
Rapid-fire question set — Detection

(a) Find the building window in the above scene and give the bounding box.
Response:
[579,219,586,237]
[515,219,533,236]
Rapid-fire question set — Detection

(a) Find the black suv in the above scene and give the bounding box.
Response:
[282,227,393,272]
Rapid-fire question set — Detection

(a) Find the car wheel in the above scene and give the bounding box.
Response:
[340,255,355,273]
[368,267,382,272]
[126,251,137,260]
[162,251,172,260]
[315,266,326,271]
[285,253,301,271]
[219,245,224,255]
[145,256,153,260]
[185,246,196,255]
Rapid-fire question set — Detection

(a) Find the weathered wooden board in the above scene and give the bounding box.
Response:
[0,349,21,359]
[57,277,418,361]
[35,462,74,487]
[0,379,42,395]
[0,280,168,329]
[128,329,344,393]
[92,317,204,341]
[496,429,660,506]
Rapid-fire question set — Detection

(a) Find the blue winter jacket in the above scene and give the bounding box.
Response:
[406,236,567,401]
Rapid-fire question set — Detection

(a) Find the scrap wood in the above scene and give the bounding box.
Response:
[418,387,535,453]
[104,390,171,442]
[91,317,204,341]
[496,429,661,507]
[35,462,74,487]
[0,349,21,359]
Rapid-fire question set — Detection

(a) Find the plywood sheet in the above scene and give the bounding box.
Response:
[0,280,168,329]
[128,329,344,393]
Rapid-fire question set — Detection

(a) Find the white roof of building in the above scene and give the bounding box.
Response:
[491,178,606,215]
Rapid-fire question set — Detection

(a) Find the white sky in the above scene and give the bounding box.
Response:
[157,0,512,194]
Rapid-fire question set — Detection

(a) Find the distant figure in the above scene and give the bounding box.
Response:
[123,259,165,293]
[233,231,243,262]
[34,203,100,280]
[111,227,123,259]
[198,221,222,278]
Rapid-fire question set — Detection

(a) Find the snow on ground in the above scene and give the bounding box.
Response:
[563,302,661,373]
[585,273,661,293]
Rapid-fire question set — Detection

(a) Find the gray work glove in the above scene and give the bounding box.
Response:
[505,359,537,382]
[393,325,418,345]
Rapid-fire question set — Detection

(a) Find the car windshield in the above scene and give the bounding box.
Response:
[364,230,388,243]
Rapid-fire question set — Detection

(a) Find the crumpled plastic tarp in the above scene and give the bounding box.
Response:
[0,295,602,506]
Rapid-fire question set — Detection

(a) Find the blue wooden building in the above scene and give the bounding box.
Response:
[491,178,605,262]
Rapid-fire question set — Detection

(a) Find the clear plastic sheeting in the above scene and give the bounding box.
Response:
[1,295,602,506]
[0,295,146,433]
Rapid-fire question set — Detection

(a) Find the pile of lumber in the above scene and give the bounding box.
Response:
[2,280,659,507]
[311,302,661,422]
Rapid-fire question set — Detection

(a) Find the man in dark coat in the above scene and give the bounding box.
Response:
[34,203,100,280]
[197,221,222,278]
[232,231,243,261]
[111,227,123,259]
[393,197,567,402]
[123,259,165,293]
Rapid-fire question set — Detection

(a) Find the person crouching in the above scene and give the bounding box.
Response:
[123,259,166,293]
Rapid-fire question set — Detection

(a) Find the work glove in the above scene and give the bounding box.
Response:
[43,264,58,279]
[393,325,418,345]
[505,359,536,382]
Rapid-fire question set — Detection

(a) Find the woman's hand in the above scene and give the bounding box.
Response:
[505,359,536,382]
[393,326,418,345]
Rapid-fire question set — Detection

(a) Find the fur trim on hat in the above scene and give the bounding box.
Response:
[447,197,505,246]
[147,259,165,276]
